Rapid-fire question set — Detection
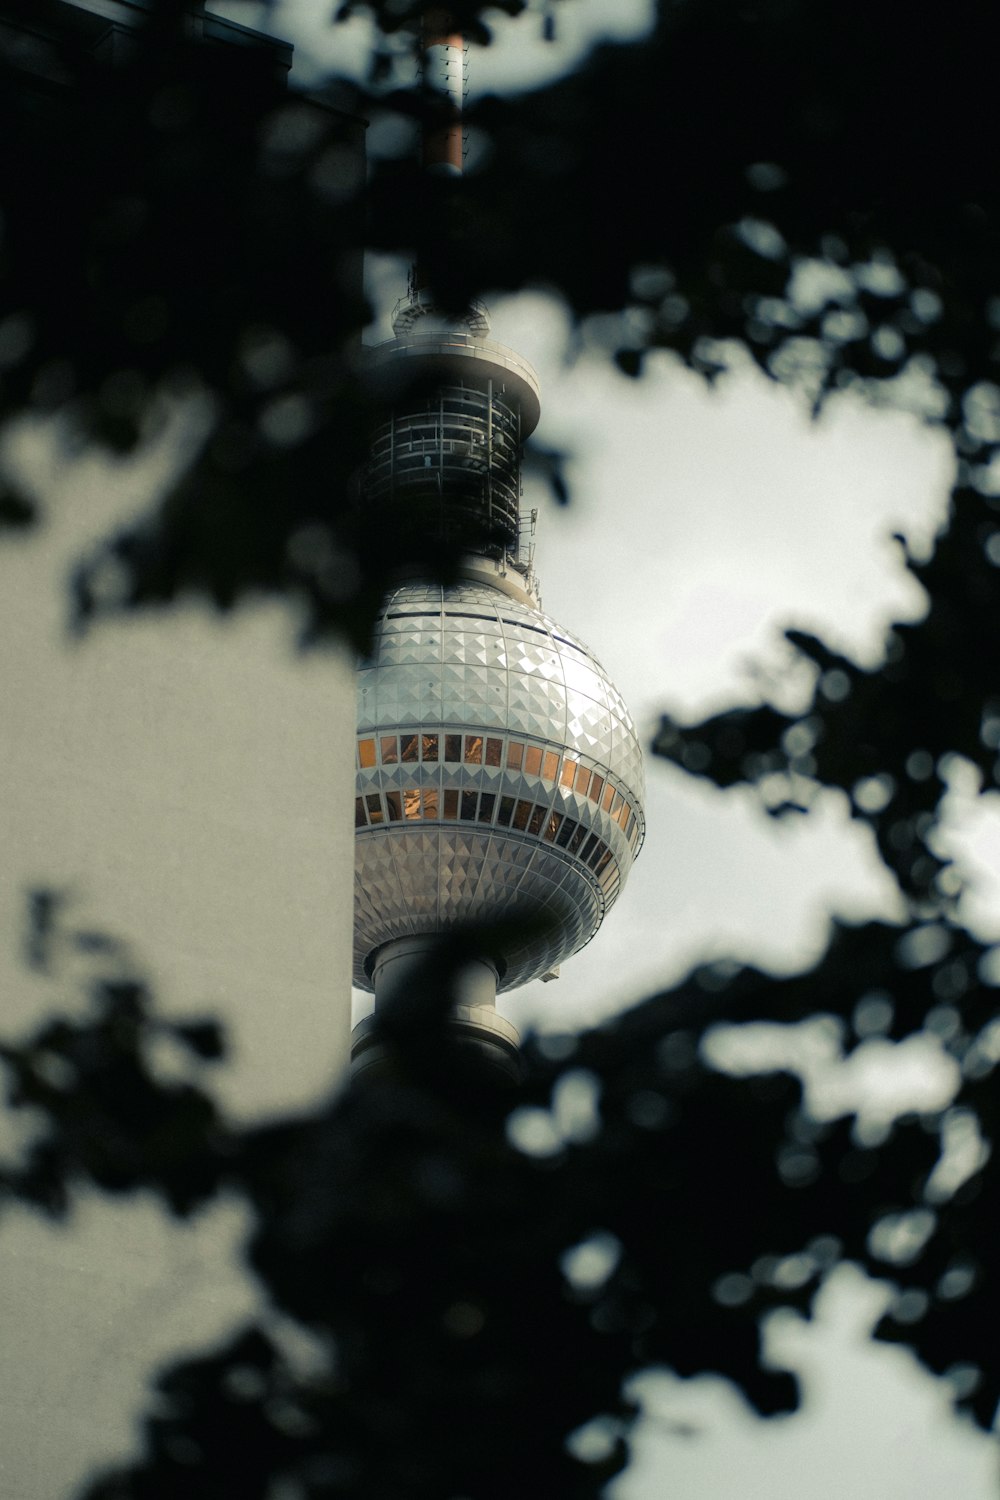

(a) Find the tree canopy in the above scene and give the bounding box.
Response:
[3,0,1000,1494]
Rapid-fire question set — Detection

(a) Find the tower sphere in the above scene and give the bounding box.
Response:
[354,580,645,992]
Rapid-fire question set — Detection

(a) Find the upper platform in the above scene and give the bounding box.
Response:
[366,330,542,441]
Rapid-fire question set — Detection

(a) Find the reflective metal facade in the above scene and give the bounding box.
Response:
[354,581,645,991]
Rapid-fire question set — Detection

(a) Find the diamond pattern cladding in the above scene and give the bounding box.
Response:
[359,583,643,804]
[355,581,645,991]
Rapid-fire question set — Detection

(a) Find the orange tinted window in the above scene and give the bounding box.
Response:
[381,736,398,764]
[589,774,604,803]
[618,801,630,829]
[542,750,559,781]
[485,737,503,767]
[561,759,578,788]
[524,745,543,775]
[400,734,419,763]
[422,788,439,819]
[403,789,421,820]
[358,738,376,769]
[610,792,623,819]
[422,734,439,762]
[544,812,563,842]
[507,741,524,771]
[464,735,483,764]
[443,789,459,819]
[602,784,615,813]
[576,766,591,795]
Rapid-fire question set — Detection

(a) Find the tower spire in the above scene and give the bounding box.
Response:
[420,8,466,178]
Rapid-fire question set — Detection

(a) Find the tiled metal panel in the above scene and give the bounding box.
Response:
[354,581,645,991]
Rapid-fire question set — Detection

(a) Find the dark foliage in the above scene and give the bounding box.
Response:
[4,0,1000,1492]
[6,899,995,1494]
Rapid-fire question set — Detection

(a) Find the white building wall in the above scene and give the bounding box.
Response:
[0,442,356,1497]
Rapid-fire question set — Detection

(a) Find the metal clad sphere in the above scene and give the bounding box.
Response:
[354,582,645,992]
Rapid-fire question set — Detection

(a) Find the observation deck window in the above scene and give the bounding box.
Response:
[357,729,640,855]
[556,818,577,849]
[512,799,533,831]
[566,824,587,856]
[356,784,622,890]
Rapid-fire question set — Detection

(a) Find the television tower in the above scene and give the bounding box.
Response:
[351,12,645,1078]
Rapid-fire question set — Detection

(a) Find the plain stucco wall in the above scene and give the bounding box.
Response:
[0,436,355,1497]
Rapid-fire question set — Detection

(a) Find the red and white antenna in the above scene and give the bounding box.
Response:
[420,8,466,177]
